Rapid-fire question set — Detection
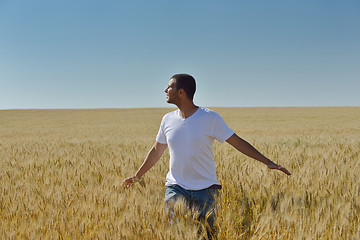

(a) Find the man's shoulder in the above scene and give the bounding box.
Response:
[160,107,221,121]
[199,107,221,118]
[199,107,213,113]
[162,109,178,120]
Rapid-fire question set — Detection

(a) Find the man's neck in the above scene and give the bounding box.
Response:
[177,102,199,119]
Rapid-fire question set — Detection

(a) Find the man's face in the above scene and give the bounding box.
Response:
[164,78,178,104]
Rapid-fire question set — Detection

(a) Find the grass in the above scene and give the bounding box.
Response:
[1,107,359,239]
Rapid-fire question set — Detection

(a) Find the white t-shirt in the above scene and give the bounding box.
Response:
[156,107,234,190]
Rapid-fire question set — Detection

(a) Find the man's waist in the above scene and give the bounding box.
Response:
[208,184,222,190]
[165,182,222,191]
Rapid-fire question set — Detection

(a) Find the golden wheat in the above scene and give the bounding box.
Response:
[1,107,359,239]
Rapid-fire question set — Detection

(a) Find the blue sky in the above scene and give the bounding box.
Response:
[1,0,359,109]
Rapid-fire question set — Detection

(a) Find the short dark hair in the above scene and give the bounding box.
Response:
[171,74,196,100]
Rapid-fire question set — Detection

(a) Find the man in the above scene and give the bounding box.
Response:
[122,74,291,238]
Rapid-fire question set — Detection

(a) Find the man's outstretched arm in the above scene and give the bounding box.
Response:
[226,133,291,175]
[122,141,168,187]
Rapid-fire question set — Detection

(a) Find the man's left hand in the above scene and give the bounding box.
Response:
[267,162,291,175]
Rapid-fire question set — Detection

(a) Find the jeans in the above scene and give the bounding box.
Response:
[164,184,219,239]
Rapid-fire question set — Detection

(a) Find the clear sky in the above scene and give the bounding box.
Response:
[1,0,359,109]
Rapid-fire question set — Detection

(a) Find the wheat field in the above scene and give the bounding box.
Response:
[0,107,359,239]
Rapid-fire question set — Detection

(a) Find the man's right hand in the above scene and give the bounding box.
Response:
[122,176,141,188]
[121,141,167,188]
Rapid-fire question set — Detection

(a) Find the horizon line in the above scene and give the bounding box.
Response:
[1,106,359,111]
